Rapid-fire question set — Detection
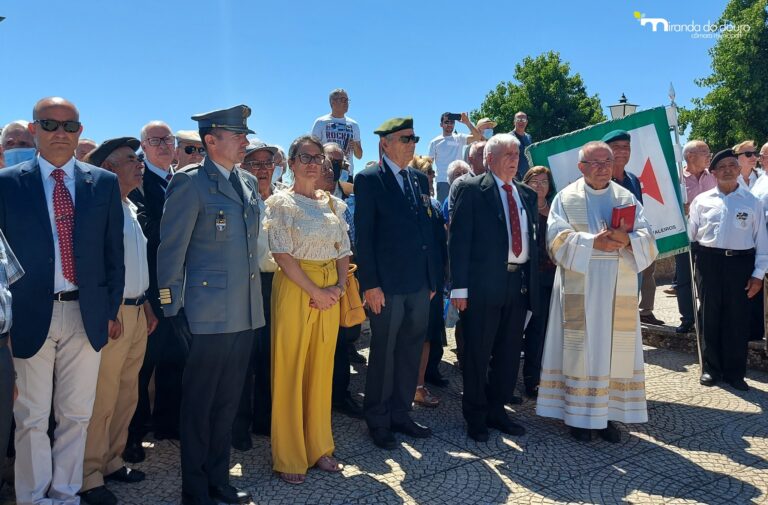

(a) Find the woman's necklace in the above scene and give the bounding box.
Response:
[538,201,549,210]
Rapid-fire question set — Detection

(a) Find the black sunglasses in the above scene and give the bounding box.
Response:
[738,151,758,158]
[183,145,205,155]
[36,119,81,133]
[398,135,420,144]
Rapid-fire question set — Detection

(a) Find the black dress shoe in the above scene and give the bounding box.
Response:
[728,378,749,391]
[675,322,694,334]
[391,419,432,438]
[122,441,145,464]
[231,434,253,451]
[507,395,523,405]
[598,421,621,443]
[425,374,449,388]
[105,466,145,483]
[699,373,716,387]
[524,384,539,398]
[348,348,367,364]
[79,486,117,505]
[467,424,489,442]
[209,484,252,504]
[370,427,397,449]
[333,394,364,419]
[487,415,525,436]
[570,427,592,442]
[640,313,665,325]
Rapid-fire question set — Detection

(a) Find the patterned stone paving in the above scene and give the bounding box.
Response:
[2,285,767,504]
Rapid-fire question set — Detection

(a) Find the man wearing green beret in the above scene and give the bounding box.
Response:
[601,129,664,326]
[354,117,440,449]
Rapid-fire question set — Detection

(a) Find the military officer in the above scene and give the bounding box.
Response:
[157,105,265,505]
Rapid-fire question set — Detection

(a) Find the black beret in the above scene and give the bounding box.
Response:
[374,117,413,136]
[601,129,631,144]
[88,137,140,167]
[709,148,737,171]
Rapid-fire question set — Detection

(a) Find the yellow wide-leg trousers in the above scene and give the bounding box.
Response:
[271,259,339,474]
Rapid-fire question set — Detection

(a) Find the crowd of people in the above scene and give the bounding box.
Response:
[0,89,765,505]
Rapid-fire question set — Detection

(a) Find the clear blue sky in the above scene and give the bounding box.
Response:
[0,0,726,161]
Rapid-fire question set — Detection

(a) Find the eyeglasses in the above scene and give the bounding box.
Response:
[527,179,550,187]
[738,151,758,158]
[398,135,420,144]
[242,161,275,170]
[294,153,326,165]
[145,136,175,147]
[579,159,613,168]
[514,118,528,123]
[183,145,205,155]
[333,97,350,103]
[35,119,81,133]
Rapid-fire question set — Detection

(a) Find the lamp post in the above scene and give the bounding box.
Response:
[609,93,638,120]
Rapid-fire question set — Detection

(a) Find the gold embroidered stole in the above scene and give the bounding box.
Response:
[557,179,638,379]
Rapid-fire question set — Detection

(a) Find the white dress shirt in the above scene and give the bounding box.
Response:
[38,155,78,293]
[688,185,768,278]
[383,155,418,195]
[145,159,173,190]
[122,200,150,298]
[256,197,278,273]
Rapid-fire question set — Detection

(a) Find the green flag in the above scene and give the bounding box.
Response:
[527,106,687,259]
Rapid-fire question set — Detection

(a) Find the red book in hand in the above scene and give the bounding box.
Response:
[611,204,636,232]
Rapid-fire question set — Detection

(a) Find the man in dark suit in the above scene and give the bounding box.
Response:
[158,105,264,505]
[124,120,185,462]
[449,133,540,442]
[0,97,124,505]
[354,117,438,449]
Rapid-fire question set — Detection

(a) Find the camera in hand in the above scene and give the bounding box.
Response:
[446,113,462,121]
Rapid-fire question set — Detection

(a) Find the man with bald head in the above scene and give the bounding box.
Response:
[124,121,184,463]
[0,120,36,167]
[76,138,98,161]
[0,97,124,505]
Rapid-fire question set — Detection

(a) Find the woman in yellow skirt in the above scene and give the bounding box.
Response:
[264,134,351,484]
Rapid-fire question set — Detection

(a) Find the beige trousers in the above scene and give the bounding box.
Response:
[14,300,101,505]
[82,304,148,491]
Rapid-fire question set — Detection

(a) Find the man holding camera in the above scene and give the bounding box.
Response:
[427,112,482,203]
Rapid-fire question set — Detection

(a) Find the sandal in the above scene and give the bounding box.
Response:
[279,472,305,484]
[414,385,440,408]
[315,455,343,472]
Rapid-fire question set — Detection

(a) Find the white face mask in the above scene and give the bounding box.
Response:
[482,129,493,140]
[272,165,283,184]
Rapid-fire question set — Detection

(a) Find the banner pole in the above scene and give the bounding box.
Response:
[668,83,704,372]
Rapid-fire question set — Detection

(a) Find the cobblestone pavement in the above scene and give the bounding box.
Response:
[3,286,767,504]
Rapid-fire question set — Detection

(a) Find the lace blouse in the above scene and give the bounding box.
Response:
[264,189,352,261]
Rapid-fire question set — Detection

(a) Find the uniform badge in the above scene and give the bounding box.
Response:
[421,194,433,217]
[216,210,227,231]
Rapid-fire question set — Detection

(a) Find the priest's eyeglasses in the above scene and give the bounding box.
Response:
[579,159,613,168]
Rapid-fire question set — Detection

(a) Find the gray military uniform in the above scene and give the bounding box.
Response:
[157,157,264,333]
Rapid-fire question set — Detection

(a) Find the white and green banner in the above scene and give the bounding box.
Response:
[527,106,687,258]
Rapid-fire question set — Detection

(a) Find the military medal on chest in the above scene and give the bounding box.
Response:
[216,210,227,231]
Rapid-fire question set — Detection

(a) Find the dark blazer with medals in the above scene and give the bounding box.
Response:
[449,171,541,314]
[0,159,124,358]
[353,160,438,295]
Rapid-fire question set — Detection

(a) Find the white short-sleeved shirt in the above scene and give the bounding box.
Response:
[428,133,469,183]
[311,114,361,173]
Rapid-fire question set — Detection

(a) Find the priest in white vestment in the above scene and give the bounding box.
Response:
[536,141,657,443]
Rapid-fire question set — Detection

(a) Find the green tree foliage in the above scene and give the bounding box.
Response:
[472,51,606,141]
[680,0,768,150]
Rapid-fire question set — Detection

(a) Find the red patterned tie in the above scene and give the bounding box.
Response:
[502,184,523,257]
[52,168,77,284]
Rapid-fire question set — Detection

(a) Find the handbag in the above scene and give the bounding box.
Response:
[327,194,366,328]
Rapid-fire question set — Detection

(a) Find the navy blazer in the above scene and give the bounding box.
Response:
[0,159,125,358]
[449,171,541,313]
[353,160,438,295]
[130,168,168,313]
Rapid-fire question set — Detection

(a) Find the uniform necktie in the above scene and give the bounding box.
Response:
[165,171,173,183]
[51,168,77,284]
[399,169,418,213]
[502,184,523,257]
[229,171,244,202]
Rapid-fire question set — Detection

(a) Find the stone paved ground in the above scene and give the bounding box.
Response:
[3,285,768,504]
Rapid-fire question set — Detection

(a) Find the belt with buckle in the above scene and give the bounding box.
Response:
[53,290,79,302]
[0,333,8,348]
[699,247,755,257]
[123,294,147,306]
[507,263,525,272]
